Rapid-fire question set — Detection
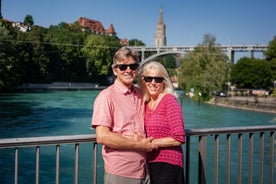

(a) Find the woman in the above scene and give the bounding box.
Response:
[138,61,186,184]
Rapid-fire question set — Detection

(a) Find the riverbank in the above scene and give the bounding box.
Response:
[17,82,106,92]
[208,96,276,114]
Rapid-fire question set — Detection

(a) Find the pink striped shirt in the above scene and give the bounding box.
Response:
[145,94,185,168]
[91,79,146,179]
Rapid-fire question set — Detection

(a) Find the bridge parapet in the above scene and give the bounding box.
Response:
[128,45,268,64]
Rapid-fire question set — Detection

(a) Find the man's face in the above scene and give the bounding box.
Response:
[112,57,139,88]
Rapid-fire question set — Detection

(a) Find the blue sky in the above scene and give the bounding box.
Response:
[2,0,276,47]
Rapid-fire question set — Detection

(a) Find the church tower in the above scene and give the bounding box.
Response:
[154,7,166,46]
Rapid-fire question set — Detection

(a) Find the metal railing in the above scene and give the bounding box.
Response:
[0,125,275,184]
[185,125,276,184]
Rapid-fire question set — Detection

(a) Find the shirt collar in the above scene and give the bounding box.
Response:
[114,79,135,94]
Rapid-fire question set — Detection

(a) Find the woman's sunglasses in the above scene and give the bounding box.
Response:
[143,76,165,83]
[114,63,139,71]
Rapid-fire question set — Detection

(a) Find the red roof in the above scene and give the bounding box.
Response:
[78,17,116,35]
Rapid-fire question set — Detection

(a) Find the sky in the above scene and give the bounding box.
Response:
[2,0,276,47]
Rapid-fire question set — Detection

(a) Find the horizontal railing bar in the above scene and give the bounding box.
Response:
[0,134,97,148]
[1,125,275,148]
[0,125,275,184]
[185,125,276,135]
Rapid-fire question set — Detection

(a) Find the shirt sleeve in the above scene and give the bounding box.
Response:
[166,94,186,143]
[91,90,113,129]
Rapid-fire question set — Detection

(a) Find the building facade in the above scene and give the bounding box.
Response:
[78,17,116,36]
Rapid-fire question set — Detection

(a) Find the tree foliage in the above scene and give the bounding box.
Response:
[230,58,272,89]
[82,34,120,84]
[265,36,276,83]
[0,23,22,90]
[230,35,276,90]
[0,17,139,91]
[23,15,34,26]
[178,34,230,99]
[128,39,145,46]
[265,36,276,61]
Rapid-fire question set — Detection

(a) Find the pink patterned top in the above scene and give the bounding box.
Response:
[145,94,185,168]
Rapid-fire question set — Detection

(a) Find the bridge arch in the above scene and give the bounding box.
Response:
[140,51,185,65]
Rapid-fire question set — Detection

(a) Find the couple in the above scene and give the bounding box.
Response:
[91,47,186,184]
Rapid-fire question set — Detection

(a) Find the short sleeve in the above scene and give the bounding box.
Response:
[91,90,113,129]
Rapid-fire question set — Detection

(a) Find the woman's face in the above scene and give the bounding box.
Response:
[144,69,164,99]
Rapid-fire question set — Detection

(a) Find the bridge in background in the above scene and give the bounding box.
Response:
[128,45,268,64]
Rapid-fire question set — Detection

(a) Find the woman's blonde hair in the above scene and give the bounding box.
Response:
[138,61,174,102]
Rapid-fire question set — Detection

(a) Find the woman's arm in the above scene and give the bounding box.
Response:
[152,137,182,147]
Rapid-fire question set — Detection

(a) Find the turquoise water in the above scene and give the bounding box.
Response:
[0,91,275,183]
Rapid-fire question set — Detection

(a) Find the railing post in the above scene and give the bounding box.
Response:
[36,146,40,184]
[185,136,191,184]
[269,131,275,184]
[226,134,231,184]
[238,133,243,184]
[198,136,207,184]
[214,135,219,184]
[259,132,264,184]
[93,143,98,184]
[14,148,18,184]
[56,145,60,184]
[75,144,79,184]
[248,133,254,184]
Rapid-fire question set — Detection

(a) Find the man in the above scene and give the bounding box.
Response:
[91,47,157,184]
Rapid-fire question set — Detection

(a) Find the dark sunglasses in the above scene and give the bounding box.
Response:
[114,63,139,71]
[143,76,165,83]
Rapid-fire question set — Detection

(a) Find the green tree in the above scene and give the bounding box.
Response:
[128,39,145,46]
[265,36,276,61]
[0,23,22,91]
[15,25,53,83]
[47,23,88,82]
[23,15,34,32]
[23,15,34,26]
[178,34,230,99]
[82,34,116,84]
[231,57,272,89]
[265,35,276,83]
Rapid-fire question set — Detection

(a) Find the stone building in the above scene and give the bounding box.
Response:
[154,7,166,46]
[78,17,116,36]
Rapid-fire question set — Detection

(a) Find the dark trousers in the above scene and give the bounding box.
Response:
[149,162,185,184]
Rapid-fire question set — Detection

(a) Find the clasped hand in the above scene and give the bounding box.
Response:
[124,132,158,152]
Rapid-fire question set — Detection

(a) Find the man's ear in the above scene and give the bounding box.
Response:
[112,67,118,76]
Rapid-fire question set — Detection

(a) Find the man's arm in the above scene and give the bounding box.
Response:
[95,126,157,152]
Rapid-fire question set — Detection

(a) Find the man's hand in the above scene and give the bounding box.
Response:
[139,137,158,152]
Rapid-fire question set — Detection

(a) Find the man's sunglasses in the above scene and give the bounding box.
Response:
[143,76,165,83]
[114,63,139,71]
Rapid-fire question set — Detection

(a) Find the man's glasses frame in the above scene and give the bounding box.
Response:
[114,63,139,71]
[143,76,165,83]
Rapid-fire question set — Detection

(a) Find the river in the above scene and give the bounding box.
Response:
[0,90,275,183]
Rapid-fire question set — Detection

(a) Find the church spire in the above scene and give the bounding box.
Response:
[158,7,164,25]
[154,7,166,46]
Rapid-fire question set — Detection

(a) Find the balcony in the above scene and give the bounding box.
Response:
[0,125,275,184]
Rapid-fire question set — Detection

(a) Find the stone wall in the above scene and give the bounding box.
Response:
[210,96,276,114]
